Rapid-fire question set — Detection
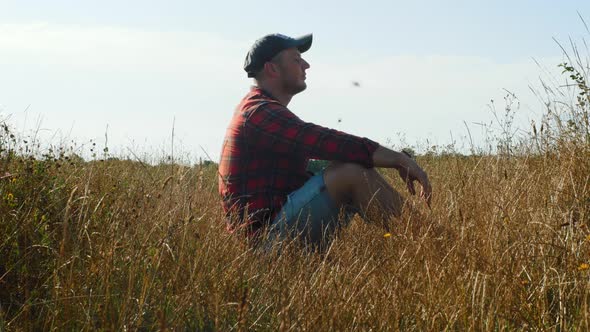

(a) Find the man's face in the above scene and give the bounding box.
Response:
[274,48,310,95]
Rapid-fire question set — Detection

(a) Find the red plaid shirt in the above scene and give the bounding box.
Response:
[218,87,379,235]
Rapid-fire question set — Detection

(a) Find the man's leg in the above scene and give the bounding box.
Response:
[263,170,358,251]
[323,162,404,230]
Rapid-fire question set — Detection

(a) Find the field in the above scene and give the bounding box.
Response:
[1,64,589,330]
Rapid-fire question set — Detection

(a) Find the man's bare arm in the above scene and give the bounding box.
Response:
[372,146,412,169]
[372,145,432,207]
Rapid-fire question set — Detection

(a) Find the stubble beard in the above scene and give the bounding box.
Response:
[283,78,307,96]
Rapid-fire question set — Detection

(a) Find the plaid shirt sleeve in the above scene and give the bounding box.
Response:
[245,102,379,167]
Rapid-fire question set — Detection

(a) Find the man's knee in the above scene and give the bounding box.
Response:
[325,162,367,185]
[323,162,369,203]
[324,162,363,204]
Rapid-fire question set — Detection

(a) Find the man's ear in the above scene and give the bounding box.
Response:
[263,61,280,79]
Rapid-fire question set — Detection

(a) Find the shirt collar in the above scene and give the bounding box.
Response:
[250,85,280,103]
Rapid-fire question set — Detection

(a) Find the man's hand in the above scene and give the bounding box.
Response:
[372,146,432,207]
[397,159,432,208]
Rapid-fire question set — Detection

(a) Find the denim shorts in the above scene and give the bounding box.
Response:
[265,170,356,249]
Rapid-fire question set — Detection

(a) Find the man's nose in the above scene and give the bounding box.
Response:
[302,59,310,69]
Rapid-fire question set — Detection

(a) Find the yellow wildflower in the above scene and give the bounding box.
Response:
[586,234,590,242]
[383,233,392,238]
[578,263,589,271]
[6,193,14,201]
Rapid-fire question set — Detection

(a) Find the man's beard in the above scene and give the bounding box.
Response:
[282,79,307,95]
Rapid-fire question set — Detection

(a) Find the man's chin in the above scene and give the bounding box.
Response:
[297,82,307,92]
[289,83,307,95]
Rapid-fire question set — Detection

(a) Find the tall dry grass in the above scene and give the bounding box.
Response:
[1,47,590,332]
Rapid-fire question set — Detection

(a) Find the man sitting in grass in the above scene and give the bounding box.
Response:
[218,33,432,249]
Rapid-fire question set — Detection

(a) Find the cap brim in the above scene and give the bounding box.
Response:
[293,34,313,53]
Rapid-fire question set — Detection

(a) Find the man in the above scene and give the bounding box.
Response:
[219,33,432,248]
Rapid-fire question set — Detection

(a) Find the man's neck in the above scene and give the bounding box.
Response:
[254,81,292,106]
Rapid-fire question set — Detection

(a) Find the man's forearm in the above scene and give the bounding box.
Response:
[371,145,433,206]
[371,145,412,169]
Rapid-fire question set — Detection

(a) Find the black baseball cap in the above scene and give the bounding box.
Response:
[244,33,313,78]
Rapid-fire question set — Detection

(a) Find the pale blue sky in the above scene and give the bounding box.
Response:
[1,1,589,161]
